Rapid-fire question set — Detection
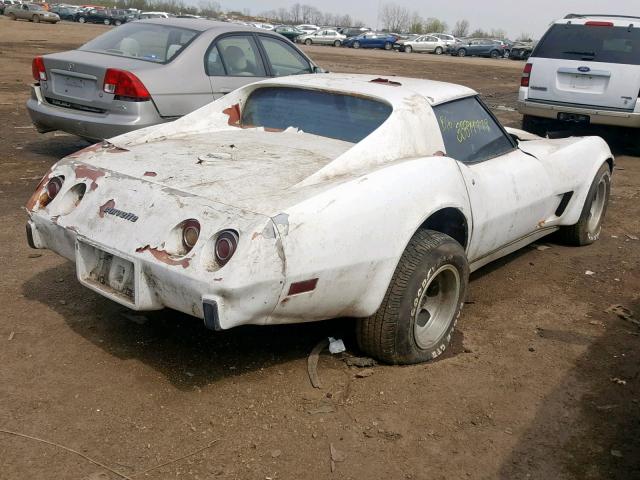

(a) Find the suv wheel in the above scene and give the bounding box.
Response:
[114,19,122,26]
[457,48,466,57]
[490,49,500,58]
[77,16,85,23]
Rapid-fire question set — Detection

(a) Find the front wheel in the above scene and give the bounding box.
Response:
[103,18,110,25]
[333,40,341,47]
[32,14,40,22]
[490,49,500,58]
[457,48,466,57]
[434,46,443,55]
[304,38,312,46]
[384,41,392,50]
[558,163,611,246]
[77,16,85,23]
[404,45,412,53]
[356,230,469,364]
[9,13,16,20]
[114,19,122,26]
[353,41,360,49]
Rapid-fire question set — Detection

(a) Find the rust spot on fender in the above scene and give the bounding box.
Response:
[75,165,105,191]
[370,77,401,86]
[223,104,241,126]
[144,171,157,177]
[99,199,115,218]
[136,245,191,268]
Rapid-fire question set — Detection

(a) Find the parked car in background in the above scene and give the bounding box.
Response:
[518,13,640,134]
[297,29,346,46]
[252,23,274,30]
[51,5,80,20]
[509,41,535,60]
[26,73,613,364]
[139,11,170,19]
[5,3,59,23]
[76,8,130,25]
[338,26,370,37]
[0,0,21,15]
[342,32,398,50]
[393,34,419,51]
[448,38,503,58]
[273,25,304,41]
[491,39,513,58]
[26,19,322,141]
[401,35,447,54]
[428,33,458,47]
[296,24,319,34]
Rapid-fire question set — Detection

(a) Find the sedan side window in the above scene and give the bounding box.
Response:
[433,96,515,163]
[216,36,266,77]
[259,36,312,76]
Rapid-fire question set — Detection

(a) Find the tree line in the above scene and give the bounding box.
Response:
[260,3,365,28]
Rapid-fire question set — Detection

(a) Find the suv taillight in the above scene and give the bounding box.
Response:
[32,56,47,82]
[521,63,532,87]
[103,69,150,101]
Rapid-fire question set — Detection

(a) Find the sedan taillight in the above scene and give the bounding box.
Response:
[103,68,150,101]
[521,63,533,87]
[32,56,47,82]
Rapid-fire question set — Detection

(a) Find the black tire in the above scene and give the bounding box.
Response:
[384,41,392,50]
[558,163,611,246]
[304,38,312,46]
[490,49,500,58]
[78,16,85,23]
[32,14,40,23]
[522,114,552,137]
[9,13,16,20]
[356,230,469,364]
[404,45,412,53]
[435,46,443,55]
[114,19,122,26]
[353,41,360,49]
[457,48,466,57]
[103,18,110,25]
[333,40,341,47]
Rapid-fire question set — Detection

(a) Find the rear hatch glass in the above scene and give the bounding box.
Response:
[241,87,392,143]
[534,23,640,65]
[79,22,199,63]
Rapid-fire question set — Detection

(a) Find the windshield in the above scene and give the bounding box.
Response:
[79,23,198,63]
[241,87,392,143]
[534,23,640,65]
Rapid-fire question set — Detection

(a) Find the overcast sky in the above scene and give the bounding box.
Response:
[220,0,639,39]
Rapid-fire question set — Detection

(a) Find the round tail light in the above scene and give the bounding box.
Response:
[181,219,200,252]
[39,175,65,207]
[215,230,239,267]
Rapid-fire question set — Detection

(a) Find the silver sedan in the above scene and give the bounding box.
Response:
[27,19,321,141]
[403,35,447,54]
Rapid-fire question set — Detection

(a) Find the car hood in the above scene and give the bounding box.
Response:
[62,129,354,215]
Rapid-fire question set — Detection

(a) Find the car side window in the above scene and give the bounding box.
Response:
[205,44,225,75]
[259,36,312,76]
[214,35,266,77]
[433,96,515,163]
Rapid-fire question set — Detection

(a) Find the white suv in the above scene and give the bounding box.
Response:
[518,14,640,134]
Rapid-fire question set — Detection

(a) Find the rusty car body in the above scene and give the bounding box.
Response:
[26,74,613,364]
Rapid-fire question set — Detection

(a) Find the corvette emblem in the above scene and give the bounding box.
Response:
[103,207,138,222]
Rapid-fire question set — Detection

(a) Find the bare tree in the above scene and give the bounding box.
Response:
[409,11,423,34]
[423,17,447,33]
[290,3,301,23]
[490,28,507,39]
[452,19,469,37]
[516,32,533,42]
[380,2,410,32]
[470,28,489,38]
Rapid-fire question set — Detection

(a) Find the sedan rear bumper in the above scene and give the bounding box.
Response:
[26,84,168,141]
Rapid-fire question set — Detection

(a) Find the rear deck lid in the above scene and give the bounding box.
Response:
[528,22,640,110]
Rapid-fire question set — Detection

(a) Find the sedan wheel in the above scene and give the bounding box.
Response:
[9,13,16,20]
[333,40,341,47]
[457,48,466,57]
[32,14,40,22]
[490,50,500,58]
[304,38,312,45]
[114,19,122,26]
[435,46,443,55]
[357,229,468,364]
[405,45,412,53]
[78,16,85,23]
[384,42,392,50]
[353,41,360,49]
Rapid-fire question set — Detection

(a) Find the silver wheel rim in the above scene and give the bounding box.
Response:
[414,265,461,350]
[406,46,411,53]
[587,176,607,233]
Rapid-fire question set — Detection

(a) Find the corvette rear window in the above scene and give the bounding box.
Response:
[241,87,392,143]
[534,24,640,65]
[80,23,199,63]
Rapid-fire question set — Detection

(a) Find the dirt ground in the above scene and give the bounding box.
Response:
[0,18,639,480]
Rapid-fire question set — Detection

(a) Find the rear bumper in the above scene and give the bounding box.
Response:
[517,97,640,128]
[26,84,167,141]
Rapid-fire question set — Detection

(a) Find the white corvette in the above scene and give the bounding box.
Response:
[26,74,613,364]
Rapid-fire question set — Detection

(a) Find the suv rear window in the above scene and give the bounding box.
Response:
[241,87,392,143]
[534,23,640,65]
[80,23,198,63]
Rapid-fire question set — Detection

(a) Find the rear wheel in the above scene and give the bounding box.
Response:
[384,41,392,50]
[404,45,412,53]
[434,46,443,55]
[304,38,312,45]
[9,13,16,20]
[558,163,611,246]
[114,19,122,26]
[32,14,40,22]
[490,49,500,58]
[457,48,466,57]
[103,18,110,25]
[353,41,360,49]
[333,39,341,47]
[77,16,85,23]
[356,230,469,364]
